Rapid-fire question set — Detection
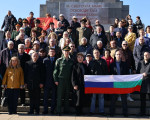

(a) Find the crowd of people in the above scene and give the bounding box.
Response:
[0,10,150,117]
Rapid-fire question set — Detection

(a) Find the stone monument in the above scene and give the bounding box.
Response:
[40,0,129,30]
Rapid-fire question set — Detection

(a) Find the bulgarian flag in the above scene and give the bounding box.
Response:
[84,74,143,94]
[37,17,58,30]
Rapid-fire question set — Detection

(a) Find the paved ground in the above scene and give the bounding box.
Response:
[0,113,150,120]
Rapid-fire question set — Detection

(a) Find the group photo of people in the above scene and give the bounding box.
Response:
[0,10,150,117]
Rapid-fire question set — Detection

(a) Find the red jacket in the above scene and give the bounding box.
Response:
[101,56,114,73]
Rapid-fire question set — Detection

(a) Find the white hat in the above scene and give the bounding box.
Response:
[59,14,64,17]
[33,40,40,45]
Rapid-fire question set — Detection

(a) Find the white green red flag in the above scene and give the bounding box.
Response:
[84,74,143,94]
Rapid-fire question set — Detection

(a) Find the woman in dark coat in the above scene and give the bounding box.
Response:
[137,51,150,116]
[71,53,88,115]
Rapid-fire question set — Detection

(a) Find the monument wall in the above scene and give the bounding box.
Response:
[40,0,129,30]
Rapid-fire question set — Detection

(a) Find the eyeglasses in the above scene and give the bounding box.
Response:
[123,44,127,46]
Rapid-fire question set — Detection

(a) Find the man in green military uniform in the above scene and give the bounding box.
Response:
[53,46,74,115]
[32,19,42,37]
[11,23,21,40]
[76,18,92,46]
[22,19,31,37]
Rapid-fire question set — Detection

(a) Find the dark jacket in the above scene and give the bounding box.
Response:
[59,18,70,31]
[93,24,105,35]
[114,37,124,48]
[17,52,31,71]
[76,27,92,45]
[121,48,135,71]
[90,33,108,48]
[137,60,150,93]
[0,48,17,77]
[71,21,81,31]
[106,31,116,44]
[88,58,108,75]
[1,14,17,32]
[133,44,150,68]
[110,61,129,75]
[25,60,45,90]
[43,56,56,87]
[77,44,93,57]
[1,39,15,51]
[114,27,128,39]
[71,63,88,89]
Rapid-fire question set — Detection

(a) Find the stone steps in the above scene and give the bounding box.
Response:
[0,90,150,115]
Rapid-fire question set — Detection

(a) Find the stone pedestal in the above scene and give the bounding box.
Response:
[40,0,129,30]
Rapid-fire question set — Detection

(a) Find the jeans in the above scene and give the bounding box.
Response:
[90,94,104,113]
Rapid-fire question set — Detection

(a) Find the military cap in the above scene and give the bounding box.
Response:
[62,46,71,51]
[34,19,40,24]
[80,18,87,23]
[23,19,28,23]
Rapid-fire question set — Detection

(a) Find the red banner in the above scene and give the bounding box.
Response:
[37,17,58,30]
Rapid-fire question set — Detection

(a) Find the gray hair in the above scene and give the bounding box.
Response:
[18,44,25,49]
[8,41,14,45]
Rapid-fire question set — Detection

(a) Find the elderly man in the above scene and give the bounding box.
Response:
[90,26,108,48]
[77,37,93,57]
[55,21,64,40]
[25,52,44,115]
[58,14,70,31]
[17,44,30,106]
[133,37,150,69]
[93,20,105,35]
[47,38,62,58]
[0,41,17,77]
[71,16,81,31]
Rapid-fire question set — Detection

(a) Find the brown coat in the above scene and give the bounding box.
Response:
[2,67,24,89]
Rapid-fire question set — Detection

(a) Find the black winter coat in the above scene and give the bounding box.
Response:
[90,33,108,48]
[133,44,150,68]
[110,61,129,75]
[88,58,108,75]
[25,60,45,90]
[43,56,56,87]
[137,60,150,93]
[71,63,88,89]
[1,14,17,32]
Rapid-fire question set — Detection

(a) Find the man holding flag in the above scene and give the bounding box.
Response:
[137,51,150,116]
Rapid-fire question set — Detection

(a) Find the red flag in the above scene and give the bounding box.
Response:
[37,17,58,30]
